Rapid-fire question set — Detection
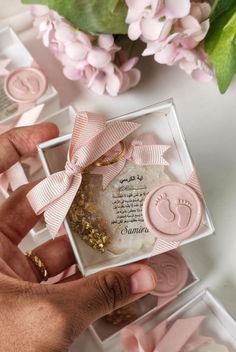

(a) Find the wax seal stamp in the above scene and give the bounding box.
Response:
[143,182,202,241]
[4,67,47,103]
[149,250,188,297]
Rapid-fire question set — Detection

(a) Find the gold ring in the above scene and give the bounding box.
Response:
[25,251,49,282]
[95,141,126,167]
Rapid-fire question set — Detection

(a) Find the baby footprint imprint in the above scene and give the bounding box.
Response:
[176,200,192,229]
[25,76,40,94]
[155,193,175,223]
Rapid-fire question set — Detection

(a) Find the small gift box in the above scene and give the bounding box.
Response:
[28,99,214,275]
[90,250,199,344]
[119,290,236,352]
[0,26,59,126]
[40,105,76,134]
[70,289,236,352]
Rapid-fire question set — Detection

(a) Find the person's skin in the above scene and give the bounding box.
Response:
[0,124,158,352]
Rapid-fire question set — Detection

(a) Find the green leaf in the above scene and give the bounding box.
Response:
[22,0,128,34]
[210,0,236,22]
[205,5,236,93]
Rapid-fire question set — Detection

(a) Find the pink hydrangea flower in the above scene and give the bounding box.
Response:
[127,0,213,82]
[31,5,141,96]
[125,0,191,41]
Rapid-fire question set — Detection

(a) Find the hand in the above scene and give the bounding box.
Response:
[0,125,157,352]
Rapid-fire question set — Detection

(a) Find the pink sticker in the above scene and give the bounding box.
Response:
[4,67,47,103]
[148,250,189,297]
[143,182,202,242]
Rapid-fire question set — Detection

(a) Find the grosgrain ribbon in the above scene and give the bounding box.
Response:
[92,133,170,189]
[27,112,140,238]
[121,316,212,352]
[0,104,45,194]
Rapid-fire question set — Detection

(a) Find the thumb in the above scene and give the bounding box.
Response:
[54,263,157,337]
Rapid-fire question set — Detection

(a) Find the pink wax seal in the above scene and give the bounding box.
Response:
[4,67,47,103]
[143,182,202,242]
[148,250,189,297]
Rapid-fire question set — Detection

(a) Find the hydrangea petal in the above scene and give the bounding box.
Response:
[154,43,178,64]
[55,23,76,43]
[98,34,114,50]
[63,66,83,80]
[126,0,151,23]
[121,57,139,72]
[31,5,49,17]
[192,68,213,82]
[106,73,121,96]
[65,42,88,60]
[87,48,111,69]
[165,0,191,19]
[140,17,165,41]
[128,21,142,40]
[89,73,106,95]
[126,68,141,87]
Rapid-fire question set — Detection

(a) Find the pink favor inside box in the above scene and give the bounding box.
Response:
[70,290,236,352]
[0,26,59,125]
[90,250,199,344]
[36,99,215,276]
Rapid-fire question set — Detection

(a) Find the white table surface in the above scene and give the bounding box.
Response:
[1,1,236,348]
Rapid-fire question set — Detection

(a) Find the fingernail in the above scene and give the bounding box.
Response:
[130,267,157,294]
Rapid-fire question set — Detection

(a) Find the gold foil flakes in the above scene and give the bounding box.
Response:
[105,304,138,326]
[68,175,111,253]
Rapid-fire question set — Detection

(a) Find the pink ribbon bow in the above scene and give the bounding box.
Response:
[27,112,140,238]
[121,316,212,352]
[92,133,170,189]
[0,104,45,195]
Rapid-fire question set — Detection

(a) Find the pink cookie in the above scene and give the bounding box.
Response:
[4,67,48,103]
[148,250,189,297]
[143,182,202,242]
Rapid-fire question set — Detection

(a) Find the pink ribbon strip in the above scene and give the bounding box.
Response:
[0,104,45,194]
[27,112,140,238]
[121,316,212,352]
[0,59,11,76]
[92,133,170,189]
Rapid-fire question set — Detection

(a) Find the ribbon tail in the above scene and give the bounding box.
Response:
[27,172,82,238]
[16,102,35,115]
[15,104,45,127]
[44,175,82,238]
[155,316,206,352]
[186,169,204,200]
[182,335,213,352]
[151,238,180,256]
[121,325,153,352]
[7,162,29,191]
[132,145,170,166]
[0,59,11,76]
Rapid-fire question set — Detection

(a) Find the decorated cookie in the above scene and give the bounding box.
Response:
[4,67,47,103]
[148,250,189,297]
[143,182,202,242]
